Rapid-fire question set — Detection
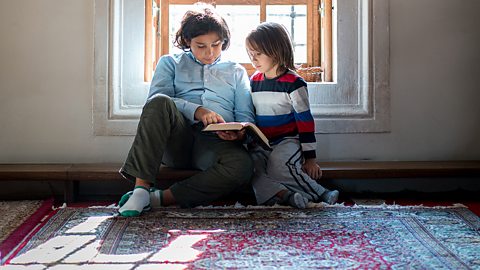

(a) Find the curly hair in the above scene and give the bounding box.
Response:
[174,3,231,51]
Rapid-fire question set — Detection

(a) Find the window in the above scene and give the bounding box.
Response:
[94,0,390,136]
[144,0,332,82]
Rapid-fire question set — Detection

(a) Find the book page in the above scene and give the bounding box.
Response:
[203,122,271,150]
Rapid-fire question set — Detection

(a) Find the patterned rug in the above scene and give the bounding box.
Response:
[0,199,53,263]
[3,204,480,269]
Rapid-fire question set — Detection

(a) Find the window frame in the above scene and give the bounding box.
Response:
[93,0,390,136]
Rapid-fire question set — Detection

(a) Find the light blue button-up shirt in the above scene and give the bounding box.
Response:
[148,52,255,124]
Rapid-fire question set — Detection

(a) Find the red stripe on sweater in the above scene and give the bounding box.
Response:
[296,120,315,133]
[260,122,297,139]
[277,73,298,83]
[251,72,263,82]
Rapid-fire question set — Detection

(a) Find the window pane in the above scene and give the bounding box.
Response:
[216,5,260,63]
[166,5,307,64]
[168,5,192,55]
[267,5,307,64]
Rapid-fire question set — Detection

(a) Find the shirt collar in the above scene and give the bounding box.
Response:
[186,51,222,66]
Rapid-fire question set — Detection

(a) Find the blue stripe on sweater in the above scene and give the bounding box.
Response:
[294,110,315,122]
[256,113,295,128]
[250,78,305,94]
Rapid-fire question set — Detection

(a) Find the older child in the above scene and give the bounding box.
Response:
[118,3,254,216]
[245,22,339,208]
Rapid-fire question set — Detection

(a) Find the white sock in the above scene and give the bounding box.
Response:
[150,188,163,208]
[118,186,151,217]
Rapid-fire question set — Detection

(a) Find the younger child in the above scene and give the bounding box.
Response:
[245,22,339,208]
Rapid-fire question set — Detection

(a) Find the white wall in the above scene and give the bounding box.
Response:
[1,0,479,163]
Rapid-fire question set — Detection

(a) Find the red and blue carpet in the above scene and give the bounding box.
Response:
[2,204,479,269]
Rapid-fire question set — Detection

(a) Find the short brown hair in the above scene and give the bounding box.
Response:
[246,22,295,73]
[174,3,231,51]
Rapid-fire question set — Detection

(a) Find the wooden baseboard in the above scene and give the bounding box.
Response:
[1,161,479,202]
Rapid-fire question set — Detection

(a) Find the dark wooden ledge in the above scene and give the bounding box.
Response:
[1,161,479,202]
[318,161,480,178]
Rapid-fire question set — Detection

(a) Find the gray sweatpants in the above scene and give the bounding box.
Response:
[250,138,326,204]
[120,94,253,208]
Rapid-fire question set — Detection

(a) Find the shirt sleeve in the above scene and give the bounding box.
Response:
[233,65,255,123]
[289,79,317,159]
[148,55,200,122]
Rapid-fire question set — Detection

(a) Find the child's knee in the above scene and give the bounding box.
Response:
[144,94,175,111]
[222,150,254,185]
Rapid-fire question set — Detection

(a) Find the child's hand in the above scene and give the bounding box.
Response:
[194,107,225,126]
[216,129,246,141]
[302,159,322,180]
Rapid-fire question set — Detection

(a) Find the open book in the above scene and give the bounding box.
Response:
[203,122,271,150]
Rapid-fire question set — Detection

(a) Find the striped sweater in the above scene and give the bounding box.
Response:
[250,70,317,159]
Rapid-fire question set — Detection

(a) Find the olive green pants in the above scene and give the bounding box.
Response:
[120,94,253,207]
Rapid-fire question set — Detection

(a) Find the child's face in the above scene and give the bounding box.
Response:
[188,32,223,65]
[246,44,279,79]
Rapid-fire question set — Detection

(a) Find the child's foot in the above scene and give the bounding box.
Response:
[118,190,133,207]
[320,189,339,205]
[265,191,308,209]
[118,187,163,208]
[149,187,162,207]
[285,192,308,209]
[118,186,151,217]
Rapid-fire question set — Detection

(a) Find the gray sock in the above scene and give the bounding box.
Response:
[283,192,308,209]
[320,189,339,205]
[264,191,308,208]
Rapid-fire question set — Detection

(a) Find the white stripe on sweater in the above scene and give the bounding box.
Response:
[289,86,310,114]
[252,91,292,116]
[300,142,317,151]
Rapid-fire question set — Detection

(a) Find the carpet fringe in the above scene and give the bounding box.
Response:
[349,202,468,209]
[89,204,118,209]
[194,202,468,210]
[51,203,67,210]
[79,202,468,210]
